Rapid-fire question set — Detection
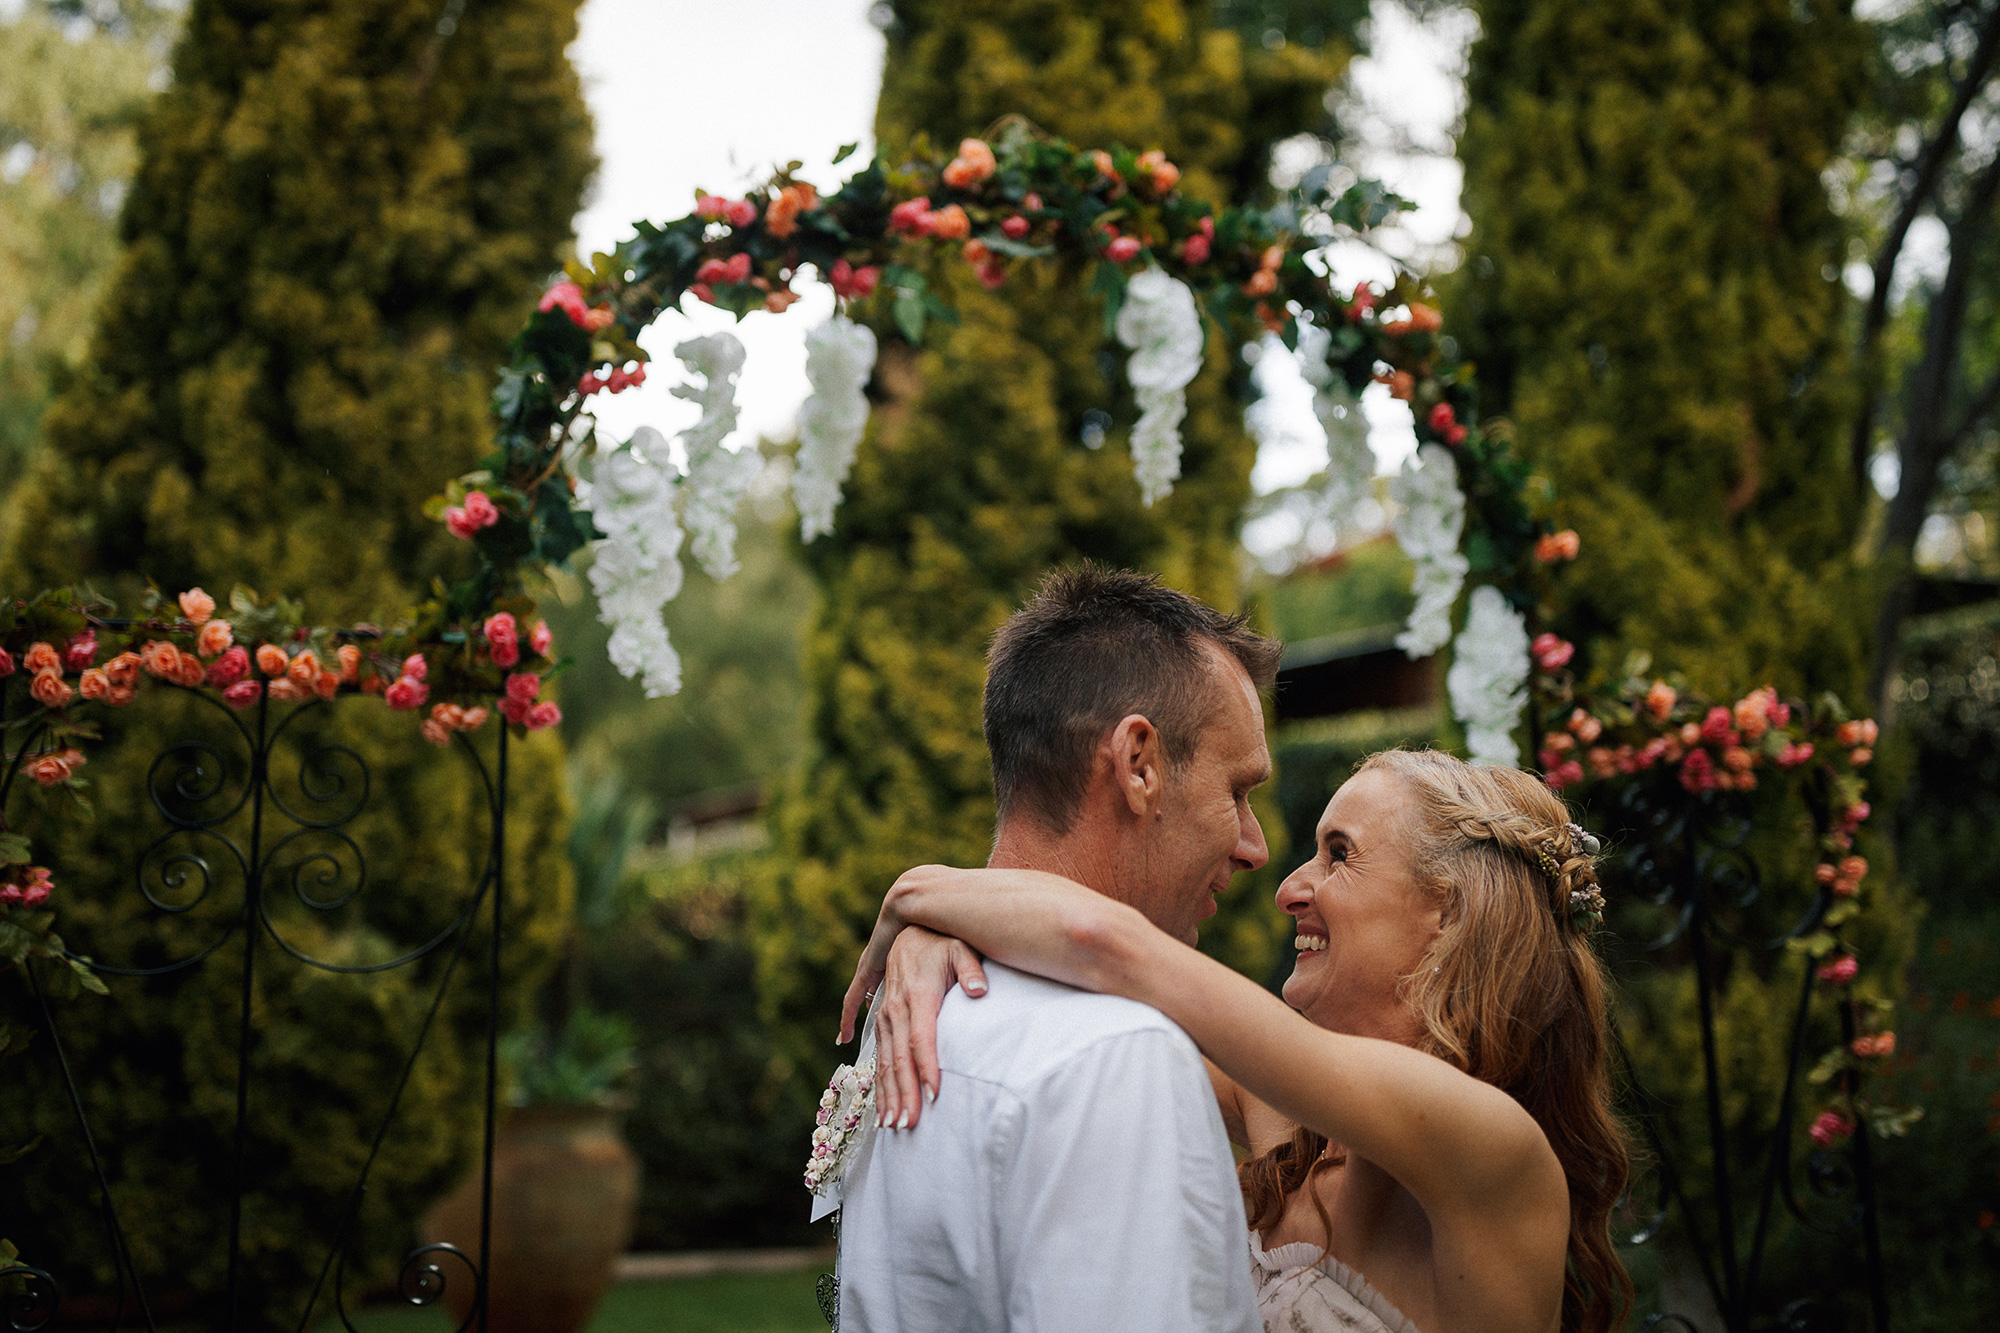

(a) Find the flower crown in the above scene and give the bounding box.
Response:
[1534,821,1606,929]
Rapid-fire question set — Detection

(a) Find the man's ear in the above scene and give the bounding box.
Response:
[1105,713,1165,819]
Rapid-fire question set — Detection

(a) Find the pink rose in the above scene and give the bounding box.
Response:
[0,648,12,676]
[888,198,933,237]
[538,280,590,328]
[1699,706,1736,746]
[64,632,97,670]
[529,621,553,657]
[724,198,758,228]
[1179,232,1210,265]
[524,701,562,731]
[401,653,428,683]
[1778,741,1814,769]
[178,588,216,624]
[222,680,263,710]
[0,884,20,907]
[207,646,250,690]
[693,193,729,220]
[1104,235,1141,263]
[577,371,605,397]
[1809,1111,1854,1147]
[696,253,753,286]
[1531,633,1574,672]
[1815,956,1859,985]
[828,260,880,299]
[976,259,1008,290]
[445,508,479,539]
[1678,748,1715,793]
[1567,709,1602,744]
[1001,215,1031,241]
[505,673,541,705]
[22,881,49,909]
[197,620,234,658]
[384,677,428,711]
[498,696,531,726]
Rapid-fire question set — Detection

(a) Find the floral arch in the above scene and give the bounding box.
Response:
[3,125,1901,1157]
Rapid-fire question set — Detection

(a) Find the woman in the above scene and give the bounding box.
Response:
[842,749,1631,1333]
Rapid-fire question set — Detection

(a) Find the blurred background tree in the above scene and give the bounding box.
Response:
[0,0,181,556]
[0,0,593,1323]
[746,0,1366,1083]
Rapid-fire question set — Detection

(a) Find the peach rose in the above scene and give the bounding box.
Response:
[1134,150,1179,192]
[178,588,215,624]
[173,654,205,689]
[24,642,60,675]
[267,678,308,703]
[337,644,361,682]
[30,670,72,709]
[459,706,490,731]
[197,620,234,658]
[105,652,141,688]
[79,668,111,701]
[941,139,996,189]
[107,683,136,707]
[287,652,321,686]
[222,680,262,709]
[927,204,971,241]
[313,671,339,701]
[255,644,290,677]
[1644,681,1678,721]
[420,718,453,747]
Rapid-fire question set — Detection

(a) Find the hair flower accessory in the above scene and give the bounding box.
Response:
[803,1058,876,1198]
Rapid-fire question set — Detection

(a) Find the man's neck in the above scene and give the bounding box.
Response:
[988,820,1118,898]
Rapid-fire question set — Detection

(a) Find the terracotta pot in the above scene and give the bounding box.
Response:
[422,1104,640,1333]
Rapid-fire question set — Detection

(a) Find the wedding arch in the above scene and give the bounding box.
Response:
[3,124,1906,1325]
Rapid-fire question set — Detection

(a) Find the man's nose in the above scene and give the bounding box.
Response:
[1234,805,1268,873]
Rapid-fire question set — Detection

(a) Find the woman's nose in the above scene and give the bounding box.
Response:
[1275,870,1314,916]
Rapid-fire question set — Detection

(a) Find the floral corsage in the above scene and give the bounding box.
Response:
[803,1058,876,1197]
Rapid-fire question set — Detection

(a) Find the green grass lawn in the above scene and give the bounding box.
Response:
[322,1269,829,1333]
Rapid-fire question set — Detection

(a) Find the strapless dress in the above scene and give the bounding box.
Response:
[1247,1230,1423,1333]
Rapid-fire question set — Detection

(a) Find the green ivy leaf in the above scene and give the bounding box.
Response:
[832,141,858,165]
[0,834,29,866]
[893,292,927,345]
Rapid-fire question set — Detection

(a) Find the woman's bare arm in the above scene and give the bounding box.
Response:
[867,866,1567,1230]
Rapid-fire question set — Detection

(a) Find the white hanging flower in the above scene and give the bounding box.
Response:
[794,315,879,542]
[585,428,687,698]
[1447,585,1531,767]
[1115,267,1205,506]
[1390,444,1469,658]
[672,332,759,580]
[1296,322,1376,531]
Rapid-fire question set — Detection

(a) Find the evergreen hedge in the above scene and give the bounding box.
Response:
[0,0,593,1323]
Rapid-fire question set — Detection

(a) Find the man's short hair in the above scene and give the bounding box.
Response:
[983,563,1281,834]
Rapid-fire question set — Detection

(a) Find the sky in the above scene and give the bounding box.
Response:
[567,0,1478,561]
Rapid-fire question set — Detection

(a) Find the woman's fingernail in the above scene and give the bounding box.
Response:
[967,982,985,995]
[897,1110,910,1129]
[924,1086,936,1104]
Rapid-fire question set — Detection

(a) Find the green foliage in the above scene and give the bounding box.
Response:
[0,0,592,1324]
[1259,536,1415,641]
[2,0,595,621]
[1452,0,1875,700]
[503,1004,638,1109]
[583,854,820,1251]
[749,0,1361,1064]
[0,1,179,557]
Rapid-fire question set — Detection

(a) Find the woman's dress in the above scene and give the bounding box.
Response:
[1247,1231,1423,1333]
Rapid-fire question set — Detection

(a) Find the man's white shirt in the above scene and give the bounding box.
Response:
[836,962,1262,1333]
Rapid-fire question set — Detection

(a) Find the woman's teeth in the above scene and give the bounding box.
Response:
[1294,933,1327,952]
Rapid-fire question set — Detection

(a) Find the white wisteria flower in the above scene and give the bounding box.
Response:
[672,332,760,580]
[1297,322,1376,532]
[1447,585,1531,768]
[794,315,879,542]
[1115,267,1205,506]
[1390,444,1470,658]
[586,430,686,698]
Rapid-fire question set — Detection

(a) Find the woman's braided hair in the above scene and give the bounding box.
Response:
[1238,749,1632,1333]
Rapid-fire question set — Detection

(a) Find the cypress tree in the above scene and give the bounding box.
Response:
[1452,0,1874,700]
[1450,1,1917,1312]
[752,0,1353,1040]
[0,1,593,1323]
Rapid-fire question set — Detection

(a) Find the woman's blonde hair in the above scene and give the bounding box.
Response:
[1240,748,1633,1333]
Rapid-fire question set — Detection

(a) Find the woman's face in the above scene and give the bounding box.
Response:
[1277,767,1441,1043]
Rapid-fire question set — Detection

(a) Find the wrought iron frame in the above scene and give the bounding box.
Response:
[1,684,516,1333]
[1606,779,1892,1333]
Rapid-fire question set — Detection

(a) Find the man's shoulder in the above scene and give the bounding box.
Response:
[935,963,1198,1091]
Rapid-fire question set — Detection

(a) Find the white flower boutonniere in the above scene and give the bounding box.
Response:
[804,1058,876,1198]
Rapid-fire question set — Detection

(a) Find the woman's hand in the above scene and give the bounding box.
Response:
[839,864,977,1044]
[869,925,987,1131]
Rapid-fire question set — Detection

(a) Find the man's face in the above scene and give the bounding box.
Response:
[1125,649,1272,944]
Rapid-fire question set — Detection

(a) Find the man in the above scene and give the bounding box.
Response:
[834,563,1279,1333]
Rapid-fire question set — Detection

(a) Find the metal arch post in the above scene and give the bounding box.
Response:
[224,684,271,1331]
[475,723,509,1333]
[1684,821,1742,1330]
[1836,1001,1892,1333]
